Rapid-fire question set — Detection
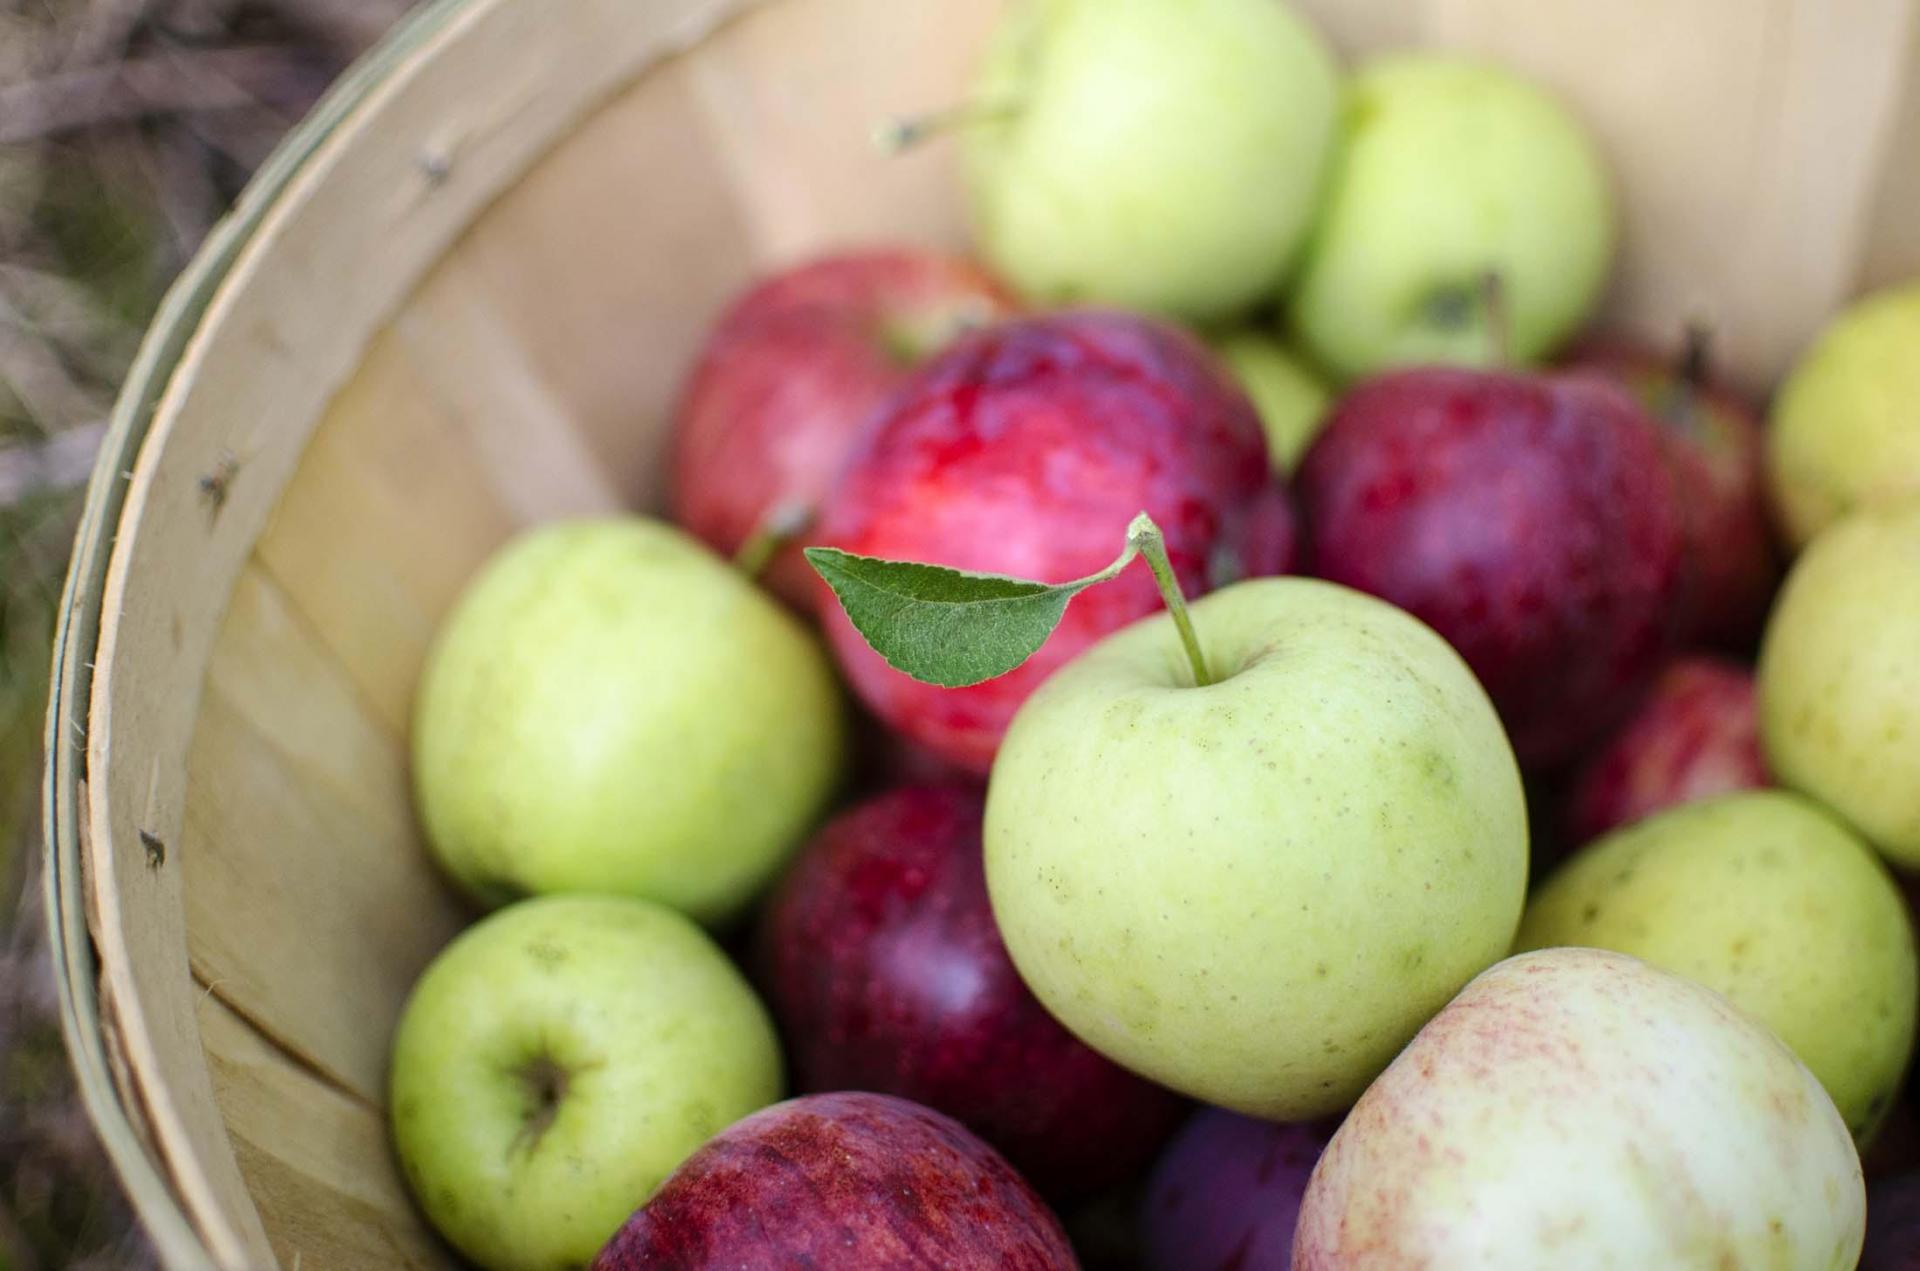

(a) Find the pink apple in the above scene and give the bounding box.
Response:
[670,250,1018,605]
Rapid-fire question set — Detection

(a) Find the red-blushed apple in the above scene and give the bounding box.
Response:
[755,785,1184,1199]
[815,310,1295,773]
[1864,1173,1920,1270]
[1141,1110,1332,1271]
[591,1092,1078,1270]
[670,250,1018,604]
[1298,366,1687,770]
[1566,655,1767,843]
[1563,332,1777,648]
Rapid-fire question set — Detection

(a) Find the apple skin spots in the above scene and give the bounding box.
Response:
[1299,366,1687,770]
[754,785,1185,1199]
[816,309,1296,773]
[592,1092,1077,1270]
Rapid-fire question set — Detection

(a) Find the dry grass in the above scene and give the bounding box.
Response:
[0,3,414,1264]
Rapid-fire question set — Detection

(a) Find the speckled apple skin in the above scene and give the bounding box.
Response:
[1521,791,1918,1141]
[984,577,1526,1119]
[1566,656,1767,844]
[1293,948,1865,1270]
[818,310,1295,774]
[754,785,1184,1198]
[591,1092,1078,1270]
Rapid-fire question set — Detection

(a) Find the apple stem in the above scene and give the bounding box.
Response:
[1481,270,1511,368]
[734,502,815,580]
[873,100,1022,154]
[1657,322,1715,434]
[1125,513,1213,688]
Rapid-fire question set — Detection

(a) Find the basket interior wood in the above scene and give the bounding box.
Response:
[68,0,1920,1265]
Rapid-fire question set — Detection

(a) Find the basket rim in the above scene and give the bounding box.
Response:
[39,1,483,1261]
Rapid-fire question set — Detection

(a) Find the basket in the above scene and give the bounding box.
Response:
[42,0,1920,1265]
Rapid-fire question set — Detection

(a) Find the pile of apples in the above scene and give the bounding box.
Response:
[382,2,1920,1268]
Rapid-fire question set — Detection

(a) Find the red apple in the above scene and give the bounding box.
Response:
[671,250,1018,605]
[756,786,1184,1199]
[1141,1110,1333,1271]
[592,1092,1078,1270]
[1863,1173,1920,1270]
[1298,366,1687,770]
[816,309,1296,773]
[1563,331,1777,649]
[1566,656,1768,843]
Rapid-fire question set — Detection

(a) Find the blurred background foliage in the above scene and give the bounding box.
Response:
[0,3,414,1265]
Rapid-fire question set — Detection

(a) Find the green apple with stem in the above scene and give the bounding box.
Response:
[942,0,1340,322]
[1288,53,1614,380]
[1758,499,1920,868]
[807,513,1528,1118]
[389,894,784,1271]
[1767,281,1920,549]
[413,517,845,925]
[1213,331,1332,474]
[1518,790,1918,1141]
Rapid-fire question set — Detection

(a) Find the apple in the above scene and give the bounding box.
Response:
[389,895,783,1271]
[1293,948,1865,1268]
[1140,1110,1332,1271]
[670,250,1018,605]
[984,575,1527,1119]
[816,310,1295,774]
[1758,500,1920,868]
[1768,281,1920,549]
[1864,1173,1920,1270]
[1288,54,1614,381]
[1519,790,1918,1140]
[1566,655,1767,843]
[1297,365,1687,769]
[412,517,845,924]
[754,784,1185,1197]
[1563,331,1777,647]
[961,0,1339,322]
[592,1092,1077,1269]
[1213,331,1332,475]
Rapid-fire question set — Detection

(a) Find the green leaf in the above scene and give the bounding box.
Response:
[804,547,1128,688]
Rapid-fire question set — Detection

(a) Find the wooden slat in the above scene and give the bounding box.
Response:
[1860,10,1920,291]
[199,993,453,1270]
[185,562,470,1105]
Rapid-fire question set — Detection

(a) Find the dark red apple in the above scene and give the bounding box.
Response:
[1863,1173,1920,1270]
[816,310,1296,772]
[756,785,1184,1198]
[1140,1110,1332,1271]
[1566,656,1768,843]
[592,1092,1079,1270]
[1563,331,1777,649]
[671,250,1018,605]
[1297,366,1687,770]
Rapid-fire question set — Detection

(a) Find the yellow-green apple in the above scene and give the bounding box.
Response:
[1768,282,1920,549]
[984,577,1527,1119]
[412,518,845,923]
[1758,500,1920,867]
[962,0,1340,322]
[389,895,783,1271]
[1213,330,1332,474]
[1289,55,1614,380]
[1293,949,1865,1268]
[1519,790,1917,1140]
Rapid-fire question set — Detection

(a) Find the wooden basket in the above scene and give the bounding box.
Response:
[41,0,1920,1265]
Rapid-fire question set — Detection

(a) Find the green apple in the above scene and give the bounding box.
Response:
[1758,500,1920,867]
[963,0,1340,323]
[413,517,845,924]
[1213,331,1332,473]
[1517,790,1917,1140]
[1767,282,1920,549]
[1294,949,1864,1267]
[1287,54,1615,380]
[389,894,783,1271]
[983,576,1528,1119]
